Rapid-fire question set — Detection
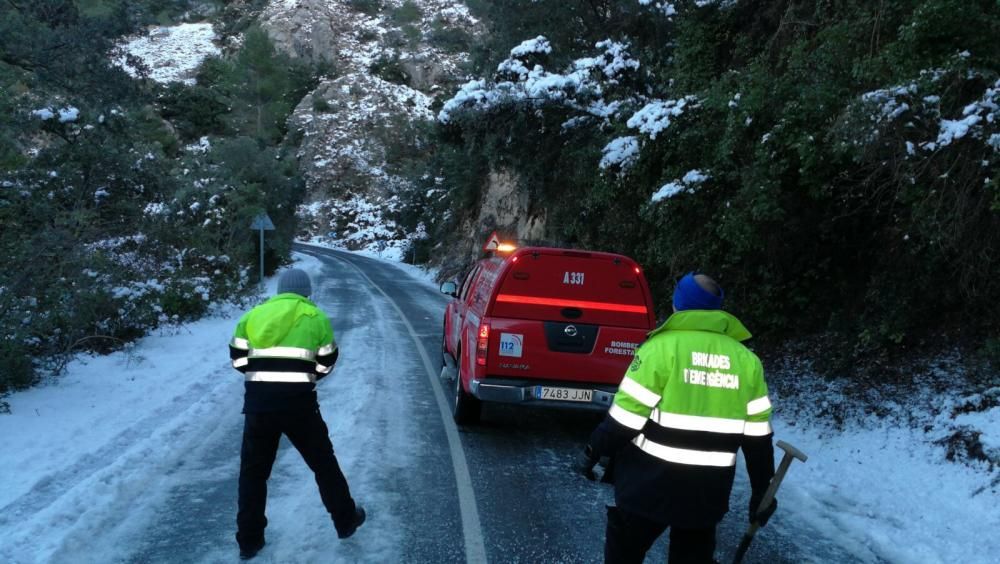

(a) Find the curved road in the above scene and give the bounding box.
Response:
[120,243,867,563]
[293,245,863,564]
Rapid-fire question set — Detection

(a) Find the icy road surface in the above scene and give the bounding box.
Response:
[0,244,868,563]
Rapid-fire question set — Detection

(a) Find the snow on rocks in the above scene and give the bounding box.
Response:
[298,194,412,260]
[262,0,475,241]
[290,71,432,195]
[31,107,80,123]
[113,23,220,85]
[262,0,475,70]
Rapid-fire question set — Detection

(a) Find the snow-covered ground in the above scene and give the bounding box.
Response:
[0,250,440,563]
[113,23,221,84]
[0,246,997,563]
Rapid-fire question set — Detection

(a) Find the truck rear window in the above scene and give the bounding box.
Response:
[489,251,652,329]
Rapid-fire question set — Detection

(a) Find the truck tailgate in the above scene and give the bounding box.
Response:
[486,318,646,385]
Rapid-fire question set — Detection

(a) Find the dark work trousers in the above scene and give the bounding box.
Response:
[605,505,717,564]
[236,408,357,546]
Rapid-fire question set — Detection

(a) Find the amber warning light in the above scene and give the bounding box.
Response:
[482,230,517,254]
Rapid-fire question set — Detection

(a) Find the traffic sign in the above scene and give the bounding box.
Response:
[483,231,501,252]
[251,212,275,290]
[251,213,275,230]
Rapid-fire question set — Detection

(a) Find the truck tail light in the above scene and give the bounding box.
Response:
[476,322,490,366]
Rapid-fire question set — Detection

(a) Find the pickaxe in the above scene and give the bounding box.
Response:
[732,440,808,564]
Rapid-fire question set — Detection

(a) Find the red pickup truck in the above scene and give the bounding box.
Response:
[440,246,656,423]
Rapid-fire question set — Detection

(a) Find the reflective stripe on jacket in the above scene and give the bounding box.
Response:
[610,309,771,468]
[590,309,775,527]
[229,293,338,412]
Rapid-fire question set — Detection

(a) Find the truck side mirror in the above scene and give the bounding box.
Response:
[440,281,458,297]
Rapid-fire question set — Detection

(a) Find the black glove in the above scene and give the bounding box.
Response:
[600,453,616,484]
[749,494,777,527]
[578,445,599,481]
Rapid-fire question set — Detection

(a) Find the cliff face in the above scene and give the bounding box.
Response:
[259,0,477,253]
[476,169,546,244]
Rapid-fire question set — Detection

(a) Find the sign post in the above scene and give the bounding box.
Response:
[250,213,276,290]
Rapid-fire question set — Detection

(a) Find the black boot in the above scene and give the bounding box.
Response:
[338,506,367,539]
[239,537,265,560]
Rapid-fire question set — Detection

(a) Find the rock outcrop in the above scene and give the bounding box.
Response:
[260,0,476,204]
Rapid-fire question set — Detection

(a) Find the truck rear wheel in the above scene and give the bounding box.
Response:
[453,363,481,425]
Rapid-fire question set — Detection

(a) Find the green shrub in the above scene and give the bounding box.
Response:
[403,0,1000,362]
[349,0,383,16]
[429,20,471,53]
[391,1,422,25]
[369,54,410,85]
[160,283,209,321]
[0,340,36,396]
[0,4,318,386]
[312,97,332,112]
[158,83,230,140]
[401,24,421,44]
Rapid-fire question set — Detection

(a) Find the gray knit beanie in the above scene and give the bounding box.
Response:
[277,268,312,297]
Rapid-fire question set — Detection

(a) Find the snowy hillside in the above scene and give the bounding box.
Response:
[259,0,477,254]
[114,23,221,85]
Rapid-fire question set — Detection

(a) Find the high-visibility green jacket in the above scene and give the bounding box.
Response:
[590,309,775,527]
[228,293,338,413]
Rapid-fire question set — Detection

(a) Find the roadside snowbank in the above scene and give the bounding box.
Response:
[0,250,995,563]
[766,355,999,563]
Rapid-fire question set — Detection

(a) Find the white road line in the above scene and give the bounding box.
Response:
[306,248,488,564]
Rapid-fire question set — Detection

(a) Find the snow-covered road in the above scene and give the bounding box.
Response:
[1,248,459,563]
[2,244,994,563]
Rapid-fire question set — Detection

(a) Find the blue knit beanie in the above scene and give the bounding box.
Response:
[673,272,723,311]
[277,268,312,298]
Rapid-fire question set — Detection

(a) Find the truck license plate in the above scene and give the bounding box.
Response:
[535,386,593,403]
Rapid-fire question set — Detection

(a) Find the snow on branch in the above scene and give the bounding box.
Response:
[638,0,728,17]
[510,36,552,58]
[861,84,918,124]
[638,0,677,16]
[599,136,640,171]
[627,97,698,140]
[936,78,999,148]
[858,75,999,153]
[574,40,641,83]
[651,169,710,202]
[438,38,642,124]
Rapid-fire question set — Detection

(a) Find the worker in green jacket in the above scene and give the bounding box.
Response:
[582,272,776,564]
[228,268,365,560]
